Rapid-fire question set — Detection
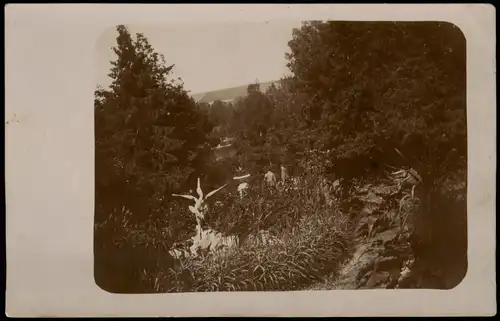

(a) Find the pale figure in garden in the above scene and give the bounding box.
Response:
[264,170,277,187]
[237,182,249,198]
[280,164,288,184]
[233,173,251,198]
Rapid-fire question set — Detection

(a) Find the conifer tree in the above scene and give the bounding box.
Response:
[95,25,212,223]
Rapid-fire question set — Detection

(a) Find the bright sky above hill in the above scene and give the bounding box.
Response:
[94,21,301,95]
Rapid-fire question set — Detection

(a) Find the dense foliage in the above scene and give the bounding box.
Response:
[217,22,466,181]
[95,25,216,224]
[94,22,467,293]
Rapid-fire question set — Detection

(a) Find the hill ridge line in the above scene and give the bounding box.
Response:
[190,80,280,103]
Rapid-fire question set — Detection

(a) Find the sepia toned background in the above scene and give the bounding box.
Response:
[6,4,497,317]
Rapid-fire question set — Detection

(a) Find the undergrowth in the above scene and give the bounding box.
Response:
[164,209,351,292]
[95,173,354,293]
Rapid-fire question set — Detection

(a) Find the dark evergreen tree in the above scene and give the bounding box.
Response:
[95,25,213,224]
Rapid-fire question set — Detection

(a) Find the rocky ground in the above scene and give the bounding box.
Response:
[307,170,425,290]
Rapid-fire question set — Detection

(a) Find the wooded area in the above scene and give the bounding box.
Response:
[94,22,467,293]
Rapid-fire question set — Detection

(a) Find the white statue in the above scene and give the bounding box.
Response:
[172,177,226,238]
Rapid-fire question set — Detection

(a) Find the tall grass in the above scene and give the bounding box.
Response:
[95,173,354,292]
[154,206,351,292]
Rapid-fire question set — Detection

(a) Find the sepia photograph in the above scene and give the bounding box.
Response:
[93,20,468,294]
[6,3,497,317]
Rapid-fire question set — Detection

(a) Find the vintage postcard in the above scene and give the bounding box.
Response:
[5,3,496,317]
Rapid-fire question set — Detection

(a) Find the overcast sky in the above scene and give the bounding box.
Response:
[94,21,301,95]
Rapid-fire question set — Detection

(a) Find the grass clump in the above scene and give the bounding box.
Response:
[165,207,352,292]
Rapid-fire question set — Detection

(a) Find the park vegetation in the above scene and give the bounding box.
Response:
[94,22,467,293]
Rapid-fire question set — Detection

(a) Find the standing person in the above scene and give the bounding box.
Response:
[280,164,288,185]
[264,169,277,188]
[233,170,251,199]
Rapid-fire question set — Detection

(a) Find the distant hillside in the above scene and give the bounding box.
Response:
[191,80,279,104]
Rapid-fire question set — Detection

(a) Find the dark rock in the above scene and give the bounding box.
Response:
[365,271,391,288]
[377,256,401,270]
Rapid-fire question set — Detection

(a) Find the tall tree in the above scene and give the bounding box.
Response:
[285,20,467,287]
[229,83,279,171]
[285,21,466,180]
[95,25,213,223]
